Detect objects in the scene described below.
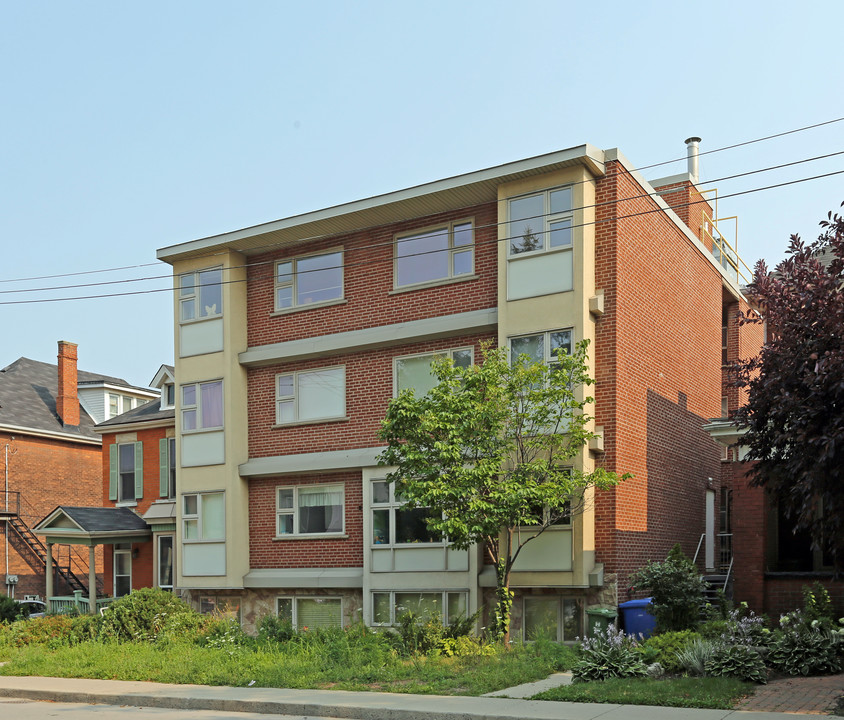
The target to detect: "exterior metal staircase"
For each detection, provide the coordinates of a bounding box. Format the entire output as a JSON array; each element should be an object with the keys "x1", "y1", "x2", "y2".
[{"x1": 1, "y1": 491, "x2": 92, "y2": 594}]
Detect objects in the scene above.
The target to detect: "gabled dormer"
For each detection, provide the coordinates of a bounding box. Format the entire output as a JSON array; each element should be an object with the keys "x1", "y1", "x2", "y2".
[{"x1": 151, "y1": 365, "x2": 176, "y2": 410}]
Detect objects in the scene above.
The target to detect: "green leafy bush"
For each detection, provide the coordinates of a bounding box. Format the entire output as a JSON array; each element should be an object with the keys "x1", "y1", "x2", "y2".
[
  {"x1": 395, "y1": 610, "x2": 445, "y2": 655},
  {"x1": 704, "y1": 644, "x2": 767, "y2": 684},
  {"x1": 257, "y1": 613, "x2": 295, "y2": 644},
  {"x1": 639, "y1": 630, "x2": 700, "y2": 673},
  {"x1": 630, "y1": 545, "x2": 707, "y2": 632},
  {"x1": 676, "y1": 638, "x2": 717, "y2": 676},
  {"x1": 200, "y1": 617, "x2": 247, "y2": 655},
  {"x1": 572, "y1": 624, "x2": 648, "y2": 682},
  {"x1": 5, "y1": 615, "x2": 77, "y2": 647},
  {"x1": 801, "y1": 582, "x2": 835, "y2": 627},
  {"x1": 437, "y1": 635, "x2": 495, "y2": 657},
  {"x1": 0, "y1": 594, "x2": 27, "y2": 623},
  {"x1": 98, "y1": 588, "x2": 197, "y2": 642},
  {"x1": 767, "y1": 621, "x2": 842, "y2": 676}
]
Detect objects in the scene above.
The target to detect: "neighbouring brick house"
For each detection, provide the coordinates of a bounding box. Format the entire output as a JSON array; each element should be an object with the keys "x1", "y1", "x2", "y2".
[
  {"x1": 157, "y1": 139, "x2": 755, "y2": 637},
  {"x1": 0, "y1": 341, "x2": 157, "y2": 601}
]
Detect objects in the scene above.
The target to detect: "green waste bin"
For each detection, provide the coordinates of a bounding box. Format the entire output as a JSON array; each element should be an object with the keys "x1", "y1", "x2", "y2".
[{"x1": 586, "y1": 606, "x2": 617, "y2": 637}]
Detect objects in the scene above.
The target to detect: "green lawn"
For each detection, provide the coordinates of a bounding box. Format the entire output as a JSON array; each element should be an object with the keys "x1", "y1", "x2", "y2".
[{"x1": 532, "y1": 676, "x2": 753, "y2": 709}]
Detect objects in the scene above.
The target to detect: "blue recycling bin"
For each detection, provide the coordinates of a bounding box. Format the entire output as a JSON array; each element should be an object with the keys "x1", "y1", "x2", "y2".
[{"x1": 618, "y1": 597, "x2": 657, "y2": 638}]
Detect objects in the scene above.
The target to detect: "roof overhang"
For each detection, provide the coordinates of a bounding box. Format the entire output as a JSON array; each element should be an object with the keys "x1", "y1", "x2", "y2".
[
  {"x1": 157, "y1": 144, "x2": 606, "y2": 263},
  {"x1": 33, "y1": 507, "x2": 151, "y2": 546},
  {"x1": 703, "y1": 419, "x2": 748, "y2": 446},
  {"x1": 92, "y1": 418, "x2": 175, "y2": 435},
  {"x1": 0, "y1": 422, "x2": 100, "y2": 446}
]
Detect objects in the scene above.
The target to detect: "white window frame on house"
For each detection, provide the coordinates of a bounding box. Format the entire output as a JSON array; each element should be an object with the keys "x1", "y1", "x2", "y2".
[
  {"x1": 394, "y1": 219, "x2": 474, "y2": 289},
  {"x1": 276, "y1": 483, "x2": 345, "y2": 537},
  {"x1": 109, "y1": 441, "x2": 143, "y2": 505},
  {"x1": 370, "y1": 590, "x2": 468, "y2": 627},
  {"x1": 509, "y1": 329, "x2": 573, "y2": 366},
  {"x1": 182, "y1": 492, "x2": 225, "y2": 543},
  {"x1": 277, "y1": 596, "x2": 343, "y2": 629},
  {"x1": 108, "y1": 393, "x2": 138, "y2": 419},
  {"x1": 370, "y1": 479, "x2": 443, "y2": 546},
  {"x1": 275, "y1": 366, "x2": 346, "y2": 425},
  {"x1": 113, "y1": 545, "x2": 132, "y2": 598},
  {"x1": 274, "y1": 248, "x2": 344, "y2": 312},
  {"x1": 392, "y1": 347, "x2": 473, "y2": 397},
  {"x1": 522, "y1": 596, "x2": 582, "y2": 642},
  {"x1": 507, "y1": 185, "x2": 573, "y2": 257},
  {"x1": 179, "y1": 266, "x2": 223, "y2": 323},
  {"x1": 181, "y1": 380, "x2": 224, "y2": 433},
  {"x1": 157, "y1": 534, "x2": 174, "y2": 591}
]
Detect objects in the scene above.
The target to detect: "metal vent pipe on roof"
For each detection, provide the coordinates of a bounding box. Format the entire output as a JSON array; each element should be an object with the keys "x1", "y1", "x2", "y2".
[{"x1": 685, "y1": 136, "x2": 701, "y2": 184}]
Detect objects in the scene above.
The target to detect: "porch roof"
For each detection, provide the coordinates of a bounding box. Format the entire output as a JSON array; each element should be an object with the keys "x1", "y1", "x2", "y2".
[{"x1": 33, "y1": 506, "x2": 151, "y2": 546}]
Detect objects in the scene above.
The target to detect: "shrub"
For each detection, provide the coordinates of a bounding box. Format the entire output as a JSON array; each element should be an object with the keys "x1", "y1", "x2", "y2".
[
  {"x1": 98, "y1": 588, "x2": 197, "y2": 642},
  {"x1": 639, "y1": 630, "x2": 700, "y2": 673},
  {"x1": 437, "y1": 635, "x2": 496, "y2": 658},
  {"x1": 630, "y1": 544, "x2": 707, "y2": 632},
  {"x1": 395, "y1": 610, "x2": 445, "y2": 655},
  {"x1": 200, "y1": 617, "x2": 248, "y2": 655},
  {"x1": 257, "y1": 613, "x2": 295, "y2": 644},
  {"x1": 676, "y1": 638, "x2": 718, "y2": 676},
  {"x1": 720, "y1": 608, "x2": 768, "y2": 647},
  {"x1": 767, "y1": 620, "x2": 842, "y2": 676},
  {"x1": 0, "y1": 594, "x2": 28, "y2": 623},
  {"x1": 802, "y1": 582, "x2": 835, "y2": 627},
  {"x1": 6, "y1": 615, "x2": 76, "y2": 647},
  {"x1": 572, "y1": 624, "x2": 648, "y2": 683},
  {"x1": 705, "y1": 644, "x2": 767, "y2": 684}
]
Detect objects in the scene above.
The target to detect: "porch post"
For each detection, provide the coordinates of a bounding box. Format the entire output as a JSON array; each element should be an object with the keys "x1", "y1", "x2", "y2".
[
  {"x1": 45, "y1": 542, "x2": 54, "y2": 601},
  {"x1": 88, "y1": 545, "x2": 97, "y2": 614}
]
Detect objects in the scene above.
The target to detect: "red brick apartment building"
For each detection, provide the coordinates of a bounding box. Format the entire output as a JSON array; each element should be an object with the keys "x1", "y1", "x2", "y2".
[
  {"x1": 157, "y1": 140, "x2": 760, "y2": 637},
  {"x1": 0, "y1": 342, "x2": 156, "y2": 601}
]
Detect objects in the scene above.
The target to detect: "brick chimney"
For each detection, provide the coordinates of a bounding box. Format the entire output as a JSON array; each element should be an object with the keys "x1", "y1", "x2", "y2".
[{"x1": 56, "y1": 341, "x2": 80, "y2": 426}]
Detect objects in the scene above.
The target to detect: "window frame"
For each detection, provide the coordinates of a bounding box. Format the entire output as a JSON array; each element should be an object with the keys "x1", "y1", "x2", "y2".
[
  {"x1": 508, "y1": 329, "x2": 574, "y2": 366},
  {"x1": 181, "y1": 380, "x2": 224, "y2": 433},
  {"x1": 507, "y1": 185, "x2": 574, "y2": 258},
  {"x1": 113, "y1": 546, "x2": 132, "y2": 598},
  {"x1": 273, "y1": 248, "x2": 344, "y2": 313},
  {"x1": 182, "y1": 491, "x2": 225, "y2": 543},
  {"x1": 392, "y1": 346, "x2": 474, "y2": 398},
  {"x1": 522, "y1": 596, "x2": 582, "y2": 642},
  {"x1": 276, "y1": 483, "x2": 346, "y2": 538},
  {"x1": 275, "y1": 365, "x2": 346, "y2": 426},
  {"x1": 157, "y1": 534, "x2": 174, "y2": 591},
  {"x1": 370, "y1": 479, "x2": 444, "y2": 547},
  {"x1": 199, "y1": 596, "x2": 242, "y2": 624},
  {"x1": 109, "y1": 441, "x2": 142, "y2": 505},
  {"x1": 276, "y1": 596, "x2": 343, "y2": 630},
  {"x1": 370, "y1": 590, "x2": 468, "y2": 627},
  {"x1": 393, "y1": 218, "x2": 475, "y2": 289},
  {"x1": 179, "y1": 266, "x2": 223, "y2": 324}
]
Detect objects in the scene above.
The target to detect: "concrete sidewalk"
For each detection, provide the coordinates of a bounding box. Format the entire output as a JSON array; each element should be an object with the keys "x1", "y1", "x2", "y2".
[{"x1": 0, "y1": 675, "x2": 822, "y2": 720}]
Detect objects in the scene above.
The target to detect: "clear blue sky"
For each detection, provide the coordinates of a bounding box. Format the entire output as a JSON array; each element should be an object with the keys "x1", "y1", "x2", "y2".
[{"x1": 1, "y1": 0, "x2": 841, "y2": 387}]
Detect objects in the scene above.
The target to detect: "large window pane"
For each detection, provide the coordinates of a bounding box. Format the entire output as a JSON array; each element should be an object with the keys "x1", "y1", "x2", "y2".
[
  {"x1": 395, "y1": 592, "x2": 440, "y2": 619},
  {"x1": 372, "y1": 509, "x2": 389, "y2": 544},
  {"x1": 198, "y1": 268, "x2": 222, "y2": 317},
  {"x1": 201, "y1": 493, "x2": 225, "y2": 539},
  {"x1": 447, "y1": 593, "x2": 467, "y2": 623},
  {"x1": 373, "y1": 593, "x2": 391, "y2": 624},
  {"x1": 550, "y1": 331, "x2": 572, "y2": 359},
  {"x1": 200, "y1": 381, "x2": 223, "y2": 428},
  {"x1": 298, "y1": 486, "x2": 343, "y2": 533},
  {"x1": 524, "y1": 597, "x2": 558, "y2": 640},
  {"x1": 395, "y1": 507, "x2": 440, "y2": 543},
  {"x1": 396, "y1": 354, "x2": 436, "y2": 395},
  {"x1": 550, "y1": 187, "x2": 572, "y2": 214},
  {"x1": 396, "y1": 229, "x2": 449, "y2": 286},
  {"x1": 509, "y1": 194, "x2": 545, "y2": 254},
  {"x1": 158, "y1": 536, "x2": 173, "y2": 588},
  {"x1": 511, "y1": 334, "x2": 543, "y2": 364},
  {"x1": 562, "y1": 599, "x2": 581, "y2": 641},
  {"x1": 297, "y1": 598, "x2": 342, "y2": 628},
  {"x1": 298, "y1": 368, "x2": 344, "y2": 421},
  {"x1": 296, "y1": 253, "x2": 342, "y2": 305},
  {"x1": 277, "y1": 598, "x2": 293, "y2": 624}
]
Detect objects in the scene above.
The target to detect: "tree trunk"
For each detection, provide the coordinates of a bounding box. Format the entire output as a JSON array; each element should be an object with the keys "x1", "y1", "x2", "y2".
[{"x1": 492, "y1": 557, "x2": 514, "y2": 645}]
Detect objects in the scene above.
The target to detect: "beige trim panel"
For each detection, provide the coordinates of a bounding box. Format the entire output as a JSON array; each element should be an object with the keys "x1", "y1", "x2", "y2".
[
  {"x1": 243, "y1": 568, "x2": 364, "y2": 588},
  {"x1": 240, "y1": 447, "x2": 384, "y2": 477}
]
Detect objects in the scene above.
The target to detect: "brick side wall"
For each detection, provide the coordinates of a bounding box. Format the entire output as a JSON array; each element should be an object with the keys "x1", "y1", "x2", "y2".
[
  {"x1": 594, "y1": 161, "x2": 723, "y2": 590},
  {"x1": 249, "y1": 472, "x2": 363, "y2": 568},
  {"x1": 247, "y1": 333, "x2": 494, "y2": 458},
  {"x1": 246, "y1": 203, "x2": 498, "y2": 348},
  {"x1": 0, "y1": 431, "x2": 102, "y2": 598},
  {"x1": 651, "y1": 181, "x2": 713, "y2": 248}
]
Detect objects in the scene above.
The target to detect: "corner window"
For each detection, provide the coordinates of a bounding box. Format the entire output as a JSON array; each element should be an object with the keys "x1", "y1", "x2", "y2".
[
  {"x1": 508, "y1": 186, "x2": 572, "y2": 256},
  {"x1": 277, "y1": 483, "x2": 344, "y2": 536},
  {"x1": 523, "y1": 597, "x2": 581, "y2": 641},
  {"x1": 395, "y1": 220, "x2": 473, "y2": 288},
  {"x1": 276, "y1": 367, "x2": 345, "y2": 424},
  {"x1": 371, "y1": 480, "x2": 441, "y2": 545},
  {"x1": 275, "y1": 250, "x2": 343, "y2": 311},
  {"x1": 181, "y1": 380, "x2": 223, "y2": 432},
  {"x1": 510, "y1": 329, "x2": 573, "y2": 366},
  {"x1": 394, "y1": 347, "x2": 473, "y2": 396},
  {"x1": 183, "y1": 492, "x2": 225, "y2": 542},
  {"x1": 180, "y1": 267, "x2": 223, "y2": 322},
  {"x1": 371, "y1": 591, "x2": 467, "y2": 626},
  {"x1": 277, "y1": 596, "x2": 342, "y2": 629},
  {"x1": 109, "y1": 442, "x2": 142, "y2": 503}
]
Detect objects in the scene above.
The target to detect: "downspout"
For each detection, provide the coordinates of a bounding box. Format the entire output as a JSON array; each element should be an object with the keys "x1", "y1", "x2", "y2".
[{"x1": 4, "y1": 443, "x2": 9, "y2": 596}]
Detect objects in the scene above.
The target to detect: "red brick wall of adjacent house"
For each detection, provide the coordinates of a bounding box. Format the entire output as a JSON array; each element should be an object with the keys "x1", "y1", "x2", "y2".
[
  {"x1": 594, "y1": 161, "x2": 723, "y2": 591},
  {"x1": 248, "y1": 472, "x2": 363, "y2": 568},
  {"x1": 0, "y1": 431, "x2": 102, "y2": 599},
  {"x1": 247, "y1": 333, "x2": 494, "y2": 458},
  {"x1": 101, "y1": 426, "x2": 173, "y2": 594},
  {"x1": 245, "y1": 203, "x2": 498, "y2": 348}
]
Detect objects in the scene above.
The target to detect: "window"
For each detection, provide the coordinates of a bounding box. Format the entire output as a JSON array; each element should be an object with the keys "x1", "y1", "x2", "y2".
[
  {"x1": 159, "y1": 437, "x2": 176, "y2": 498},
  {"x1": 113, "y1": 545, "x2": 132, "y2": 597},
  {"x1": 508, "y1": 186, "x2": 572, "y2": 256},
  {"x1": 523, "y1": 597, "x2": 581, "y2": 641},
  {"x1": 275, "y1": 250, "x2": 343, "y2": 311},
  {"x1": 277, "y1": 596, "x2": 342, "y2": 629},
  {"x1": 107, "y1": 393, "x2": 138, "y2": 419},
  {"x1": 371, "y1": 480, "x2": 441, "y2": 545},
  {"x1": 157, "y1": 535, "x2": 174, "y2": 591},
  {"x1": 277, "y1": 484, "x2": 344, "y2": 536},
  {"x1": 394, "y1": 347, "x2": 473, "y2": 396},
  {"x1": 371, "y1": 591, "x2": 467, "y2": 626},
  {"x1": 181, "y1": 380, "x2": 223, "y2": 431},
  {"x1": 510, "y1": 330, "x2": 573, "y2": 366},
  {"x1": 276, "y1": 367, "x2": 345, "y2": 424},
  {"x1": 395, "y1": 220, "x2": 473, "y2": 287},
  {"x1": 180, "y1": 267, "x2": 223, "y2": 322},
  {"x1": 183, "y1": 492, "x2": 225, "y2": 542},
  {"x1": 162, "y1": 383, "x2": 176, "y2": 409},
  {"x1": 199, "y1": 596, "x2": 242, "y2": 623},
  {"x1": 108, "y1": 442, "x2": 142, "y2": 503}
]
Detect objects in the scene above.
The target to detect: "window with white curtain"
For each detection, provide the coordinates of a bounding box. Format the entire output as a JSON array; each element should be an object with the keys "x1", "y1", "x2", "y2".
[
  {"x1": 276, "y1": 366, "x2": 345, "y2": 424},
  {"x1": 181, "y1": 380, "x2": 224, "y2": 432},
  {"x1": 277, "y1": 484, "x2": 345, "y2": 536}
]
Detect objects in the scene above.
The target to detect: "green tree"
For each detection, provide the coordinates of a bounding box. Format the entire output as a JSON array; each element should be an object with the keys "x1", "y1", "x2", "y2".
[{"x1": 378, "y1": 340, "x2": 628, "y2": 643}]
